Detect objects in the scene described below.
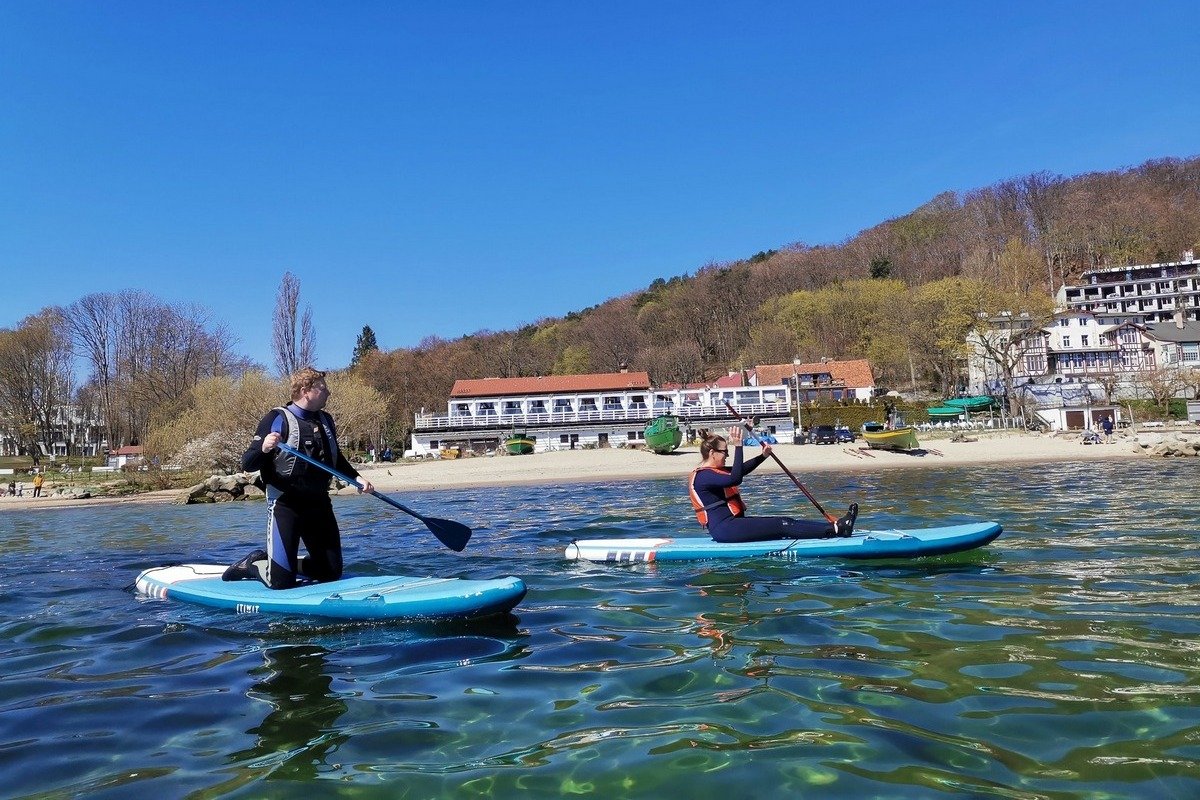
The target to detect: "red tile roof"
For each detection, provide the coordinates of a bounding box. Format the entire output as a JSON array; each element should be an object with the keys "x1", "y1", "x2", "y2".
[
  {"x1": 713, "y1": 372, "x2": 746, "y2": 387},
  {"x1": 754, "y1": 359, "x2": 875, "y2": 389},
  {"x1": 450, "y1": 371, "x2": 653, "y2": 398}
]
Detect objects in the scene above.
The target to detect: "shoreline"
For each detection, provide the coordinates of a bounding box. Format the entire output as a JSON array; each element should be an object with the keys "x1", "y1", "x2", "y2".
[{"x1": 0, "y1": 430, "x2": 1149, "y2": 512}]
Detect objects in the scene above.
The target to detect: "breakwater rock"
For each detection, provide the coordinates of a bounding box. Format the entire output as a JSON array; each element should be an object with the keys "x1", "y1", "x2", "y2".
[
  {"x1": 177, "y1": 473, "x2": 265, "y2": 504},
  {"x1": 1133, "y1": 432, "x2": 1200, "y2": 458}
]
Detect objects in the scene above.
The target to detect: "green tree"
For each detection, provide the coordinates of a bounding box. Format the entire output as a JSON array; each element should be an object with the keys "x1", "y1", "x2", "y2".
[{"x1": 351, "y1": 325, "x2": 379, "y2": 367}]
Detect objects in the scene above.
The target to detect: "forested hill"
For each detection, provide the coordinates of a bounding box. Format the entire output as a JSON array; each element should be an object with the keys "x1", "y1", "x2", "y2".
[{"x1": 361, "y1": 155, "x2": 1200, "y2": 436}]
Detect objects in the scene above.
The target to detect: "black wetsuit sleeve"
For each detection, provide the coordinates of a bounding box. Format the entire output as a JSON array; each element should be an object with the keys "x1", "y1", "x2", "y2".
[
  {"x1": 739, "y1": 451, "x2": 769, "y2": 478},
  {"x1": 242, "y1": 411, "x2": 283, "y2": 473}
]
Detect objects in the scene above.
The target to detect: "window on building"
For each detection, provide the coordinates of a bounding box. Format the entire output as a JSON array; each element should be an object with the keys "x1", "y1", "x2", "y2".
[
  {"x1": 1081, "y1": 335, "x2": 1090, "y2": 347},
  {"x1": 1059, "y1": 318, "x2": 1069, "y2": 327},
  {"x1": 1120, "y1": 328, "x2": 1138, "y2": 344},
  {"x1": 1062, "y1": 336, "x2": 1071, "y2": 349},
  {"x1": 603, "y1": 396, "x2": 623, "y2": 409},
  {"x1": 1183, "y1": 344, "x2": 1200, "y2": 363},
  {"x1": 528, "y1": 400, "x2": 547, "y2": 413},
  {"x1": 1025, "y1": 355, "x2": 1045, "y2": 372}
]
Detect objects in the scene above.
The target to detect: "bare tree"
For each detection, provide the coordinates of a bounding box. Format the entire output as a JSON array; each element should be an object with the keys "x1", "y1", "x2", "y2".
[
  {"x1": 65, "y1": 293, "x2": 120, "y2": 450},
  {"x1": 272, "y1": 272, "x2": 316, "y2": 376},
  {"x1": 0, "y1": 309, "x2": 74, "y2": 464}
]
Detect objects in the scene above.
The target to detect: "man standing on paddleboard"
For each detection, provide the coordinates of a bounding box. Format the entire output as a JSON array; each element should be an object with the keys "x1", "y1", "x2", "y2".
[{"x1": 223, "y1": 366, "x2": 374, "y2": 588}]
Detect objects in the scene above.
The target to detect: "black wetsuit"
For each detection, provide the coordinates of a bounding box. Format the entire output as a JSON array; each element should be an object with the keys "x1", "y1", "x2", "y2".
[
  {"x1": 691, "y1": 446, "x2": 834, "y2": 543},
  {"x1": 241, "y1": 404, "x2": 361, "y2": 589}
]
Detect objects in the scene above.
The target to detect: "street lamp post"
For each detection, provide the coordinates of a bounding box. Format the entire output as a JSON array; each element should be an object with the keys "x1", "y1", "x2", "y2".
[{"x1": 792, "y1": 358, "x2": 804, "y2": 443}]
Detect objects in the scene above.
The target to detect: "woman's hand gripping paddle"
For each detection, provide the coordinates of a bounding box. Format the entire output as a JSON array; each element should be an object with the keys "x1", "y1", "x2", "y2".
[
  {"x1": 277, "y1": 443, "x2": 471, "y2": 551},
  {"x1": 723, "y1": 401, "x2": 838, "y2": 524}
]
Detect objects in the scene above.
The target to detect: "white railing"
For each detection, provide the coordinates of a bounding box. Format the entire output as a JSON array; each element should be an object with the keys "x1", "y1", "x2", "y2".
[{"x1": 413, "y1": 402, "x2": 792, "y2": 431}]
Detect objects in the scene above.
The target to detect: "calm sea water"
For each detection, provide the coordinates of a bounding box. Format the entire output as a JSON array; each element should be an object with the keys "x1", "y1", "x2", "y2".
[{"x1": 2, "y1": 459, "x2": 1198, "y2": 799}]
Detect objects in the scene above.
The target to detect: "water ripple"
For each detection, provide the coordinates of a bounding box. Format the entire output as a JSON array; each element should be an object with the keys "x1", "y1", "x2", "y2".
[{"x1": 1, "y1": 460, "x2": 1198, "y2": 798}]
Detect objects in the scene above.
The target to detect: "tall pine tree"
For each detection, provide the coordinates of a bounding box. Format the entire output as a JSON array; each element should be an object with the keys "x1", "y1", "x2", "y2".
[{"x1": 351, "y1": 325, "x2": 379, "y2": 367}]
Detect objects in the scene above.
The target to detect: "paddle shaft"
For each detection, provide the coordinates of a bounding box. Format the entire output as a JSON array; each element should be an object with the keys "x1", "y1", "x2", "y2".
[
  {"x1": 723, "y1": 402, "x2": 838, "y2": 523},
  {"x1": 276, "y1": 443, "x2": 472, "y2": 551}
]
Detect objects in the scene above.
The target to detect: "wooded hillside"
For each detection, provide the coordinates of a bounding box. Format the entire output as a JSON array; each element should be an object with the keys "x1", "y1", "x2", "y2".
[{"x1": 357, "y1": 156, "x2": 1200, "y2": 442}]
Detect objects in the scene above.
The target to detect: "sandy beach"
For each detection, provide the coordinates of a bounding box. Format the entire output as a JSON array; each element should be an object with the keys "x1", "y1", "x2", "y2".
[{"x1": 0, "y1": 430, "x2": 1151, "y2": 512}]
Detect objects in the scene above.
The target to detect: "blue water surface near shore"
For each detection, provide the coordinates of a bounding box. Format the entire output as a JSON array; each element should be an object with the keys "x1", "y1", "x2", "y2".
[{"x1": 2, "y1": 458, "x2": 1198, "y2": 799}]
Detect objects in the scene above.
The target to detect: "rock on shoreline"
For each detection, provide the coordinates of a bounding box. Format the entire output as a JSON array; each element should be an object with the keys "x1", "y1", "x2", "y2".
[
  {"x1": 177, "y1": 473, "x2": 265, "y2": 504},
  {"x1": 1133, "y1": 432, "x2": 1200, "y2": 458}
]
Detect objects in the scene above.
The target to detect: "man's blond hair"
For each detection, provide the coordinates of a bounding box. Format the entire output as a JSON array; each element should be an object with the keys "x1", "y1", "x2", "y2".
[{"x1": 290, "y1": 367, "x2": 327, "y2": 400}]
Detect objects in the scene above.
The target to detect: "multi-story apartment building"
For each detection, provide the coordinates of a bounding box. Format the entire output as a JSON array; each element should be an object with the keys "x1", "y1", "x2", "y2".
[{"x1": 1057, "y1": 251, "x2": 1200, "y2": 323}]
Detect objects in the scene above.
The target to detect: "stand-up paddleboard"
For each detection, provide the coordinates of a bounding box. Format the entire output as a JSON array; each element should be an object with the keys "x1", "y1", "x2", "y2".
[
  {"x1": 136, "y1": 565, "x2": 527, "y2": 621},
  {"x1": 564, "y1": 521, "x2": 1002, "y2": 563}
]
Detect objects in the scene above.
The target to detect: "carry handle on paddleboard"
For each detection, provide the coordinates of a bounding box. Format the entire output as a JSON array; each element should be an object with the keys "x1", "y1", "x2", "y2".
[
  {"x1": 723, "y1": 401, "x2": 838, "y2": 524},
  {"x1": 277, "y1": 443, "x2": 471, "y2": 552}
]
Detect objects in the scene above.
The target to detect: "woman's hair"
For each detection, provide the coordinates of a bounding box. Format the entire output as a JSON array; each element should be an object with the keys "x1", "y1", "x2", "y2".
[
  {"x1": 699, "y1": 433, "x2": 727, "y2": 460},
  {"x1": 290, "y1": 366, "x2": 327, "y2": 400}
]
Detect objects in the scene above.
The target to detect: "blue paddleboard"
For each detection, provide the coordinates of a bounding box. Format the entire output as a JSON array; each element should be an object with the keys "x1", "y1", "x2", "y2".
[
  {"x1": 564, "y1": 521, "x2": 1002, "y2": 563},
  {"x1": 135, "y1": 565, "x2": 527, "y2": 620}
]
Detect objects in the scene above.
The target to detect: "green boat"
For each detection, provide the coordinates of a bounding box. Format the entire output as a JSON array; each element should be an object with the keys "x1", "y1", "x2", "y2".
[
  {"x1": 644, "y1": 415, "x2": 683, "y2": 454},
  {"x1": 503, "y1": 433, "x2": 536, "y2": 455},
  {"x1": 927, "y1": 406, "x2": 965, "y2": 419},
  {"x1": 944, "y1": 395, "x2": 995, "y2": 411}
]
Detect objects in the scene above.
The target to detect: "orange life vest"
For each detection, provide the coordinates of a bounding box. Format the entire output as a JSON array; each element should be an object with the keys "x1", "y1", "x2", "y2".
[{"x1": 688, "y1": 465, "x2": 745, "y2": 526}]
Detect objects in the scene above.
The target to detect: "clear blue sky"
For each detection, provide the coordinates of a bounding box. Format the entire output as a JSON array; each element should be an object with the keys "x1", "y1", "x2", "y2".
[{"x1": 3, "y1": 2, "x2": 1197, "y2": 371}]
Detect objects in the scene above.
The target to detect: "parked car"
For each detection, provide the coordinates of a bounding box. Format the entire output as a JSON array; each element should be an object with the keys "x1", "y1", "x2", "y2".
[
  {"x1": 809, "y1": 425, "x2": 838, "y2": 445},
  {"x1": 835, "y1": 425, "x2": 856, "y2": 443}
]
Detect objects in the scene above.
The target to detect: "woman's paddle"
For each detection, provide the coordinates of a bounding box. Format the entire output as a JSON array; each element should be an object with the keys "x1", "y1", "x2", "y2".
[
  {"x1": 723, "y1": 402, "x2": 838, "y2": 524},
  {"x1": 277, "y1": 443, "x2": 471, "y2": 552}
]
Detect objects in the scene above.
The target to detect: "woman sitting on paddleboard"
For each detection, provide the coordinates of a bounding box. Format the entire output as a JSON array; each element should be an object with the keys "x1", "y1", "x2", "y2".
[{"x1": 689, "y1": 427, "x2": 857, "y2": 543}]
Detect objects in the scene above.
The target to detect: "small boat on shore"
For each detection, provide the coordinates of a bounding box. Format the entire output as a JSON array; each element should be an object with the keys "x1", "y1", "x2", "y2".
[
  {"x1": 927, "y1": 406, "x2": 965, "y2": 419},
  {"x1": 644, "y1": 415, "x2": 683, "y2": 454},
  {"x1": 504, "y1": 433, "x2": 536, "y2": 455},
  {"x1": 861, "y1": 421, "x2": 920, "y2": 451},
  {"x1": 944, "y1": 395, "x2": 995, "y2": 411}
]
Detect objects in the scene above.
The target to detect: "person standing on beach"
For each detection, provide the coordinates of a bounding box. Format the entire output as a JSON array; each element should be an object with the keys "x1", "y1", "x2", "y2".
[
  {"x1": 32, "y1": 471, "x2": 44, "y2": 497},
  {"x1": 223, "y1": 367, "x2": 374, "y2": 589},
  {"x1": 1102, "y1": 415, "x2": 1115, "y2": 442},
  {"x1": 688, "y1": 426, "x2": 857, "y2": 543}
]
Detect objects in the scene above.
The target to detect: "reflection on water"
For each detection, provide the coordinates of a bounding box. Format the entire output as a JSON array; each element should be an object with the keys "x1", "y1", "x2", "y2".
[
  {"x1": 0, "y1": 459, "x2": 1198, "y2": 798},
  {"x1": 230, "y1": 645, "x2": 348, "y2": 781}
]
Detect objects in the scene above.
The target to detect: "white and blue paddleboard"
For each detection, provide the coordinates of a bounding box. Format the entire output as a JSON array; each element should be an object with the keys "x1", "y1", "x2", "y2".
[
  {"x1": 564, "y1": 521, "x2": 1002, "y2": 563},
  {"x1": 135, "y1": 565, "x2": 527, "y2": 621}
]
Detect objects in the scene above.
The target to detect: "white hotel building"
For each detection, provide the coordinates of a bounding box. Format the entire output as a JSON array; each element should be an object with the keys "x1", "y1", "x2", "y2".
[{"x1": 408, "y1": 361, "x2": 878, "y2": 456}]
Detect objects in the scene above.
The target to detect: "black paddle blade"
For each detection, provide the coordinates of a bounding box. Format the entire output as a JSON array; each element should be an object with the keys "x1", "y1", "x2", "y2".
[{"x1": 426, "y1": 517, "x2": 472, "y2": 552}]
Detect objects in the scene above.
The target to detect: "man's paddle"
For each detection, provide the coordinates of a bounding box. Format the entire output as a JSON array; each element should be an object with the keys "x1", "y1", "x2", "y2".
[
  {"x1": 723, "y1": 401, "x2": 838, "y2": 524},
  {"x1": 277, "y1": 443, "x2": 471, "y2": 552}
]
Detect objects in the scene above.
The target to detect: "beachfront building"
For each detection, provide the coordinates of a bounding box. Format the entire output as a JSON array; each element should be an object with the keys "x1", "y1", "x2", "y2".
[
  {"x1": 965, "y1": 308, "x2": 1200, "y2": 430},
  {"x1": 1056, "y1": 251, "x2": 1200, "y2": 324},
  {"x1": 409, "y1": 370, "x2": 797, "y2": 456},
  {"x1": 751, "y1": 359, "x2": 876, "y2": 404}
]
